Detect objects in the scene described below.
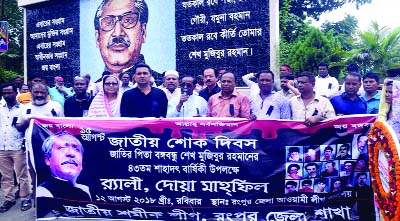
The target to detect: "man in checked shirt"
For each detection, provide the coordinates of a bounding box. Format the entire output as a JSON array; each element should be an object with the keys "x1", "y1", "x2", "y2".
[{"x1": 289, "y1": 71, "x2": 336, "y2": 126}]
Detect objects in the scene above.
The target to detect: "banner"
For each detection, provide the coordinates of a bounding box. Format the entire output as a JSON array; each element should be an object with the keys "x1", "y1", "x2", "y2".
[
  {"x1": 30, "y1": 116, "x2": 376, "y2": 220},
  {"x1": 0, "y1": 21, "x2": 8, "y2": 53}
]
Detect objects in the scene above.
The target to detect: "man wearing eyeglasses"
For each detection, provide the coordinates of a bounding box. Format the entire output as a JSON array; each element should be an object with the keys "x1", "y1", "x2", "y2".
[
  {"x1": 166, "y1": 76, "x2": 208, "y2": 118},
  {"x1": 94, "y1": 0, "x2": 148, "y2": 76}
]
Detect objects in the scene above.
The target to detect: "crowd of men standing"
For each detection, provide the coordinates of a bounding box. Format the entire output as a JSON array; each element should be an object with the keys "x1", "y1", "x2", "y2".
[{"x1": 0, "y1": 61, "x2": 387, "y2": 213}]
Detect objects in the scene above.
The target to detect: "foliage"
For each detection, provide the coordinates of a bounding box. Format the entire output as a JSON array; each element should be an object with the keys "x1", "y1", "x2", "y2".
[
  {"x1": 0, "y1": 68, "x2": 22, "y2": 85},
  {"x1": 0, "y1": 0, "x2": 24, "y2": 73},
  {"x1": 321, "y1": 15, "x2": 358, "y2": 51},
  {"x1": 281, "y1": 0, "x2": 372, "y2": 20},
  {"x1": 279, "y1": 0, "x2": 309, "y2": 43},
  {"x1": 284, "y1": 26, "x2": 346, "y2": 78},
  {"x1": 350, "y1": 22, "x2": 400, "y2": 75}
]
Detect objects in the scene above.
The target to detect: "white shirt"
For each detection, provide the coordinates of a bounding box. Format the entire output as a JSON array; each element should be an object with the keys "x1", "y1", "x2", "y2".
[
  {"x1": 242, "y1": 73, "x2": 260, "y2": 98},
  {"x1": 17, "y1": 100, "x2": 64, "y2": 125},
  {"x1": 0, "y1": 102, "x2": 24, "y2": 150},
  {"x1": 167, "y1": 94, "x2": 208, "y2": 118},
  {"x1": 314, "y1": 75, "x2": 339, "y2": 98},
  {"x1": 162, "y1": 88, "x2": 181, "y2": 101},
  {"x1": 250, "y1": 92, "x2": 291, "y2": 119}
]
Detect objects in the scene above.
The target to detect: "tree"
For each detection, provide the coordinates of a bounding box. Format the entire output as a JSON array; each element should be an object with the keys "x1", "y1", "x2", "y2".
[
  {"x1": 0, "y1": 0, "x2": 24, "y2": 74},
  {"x1": 281, "y1": 0, "x2": 371, "y2": 20},
  {"x1": 321, "y1": 15, "x2": 358, "y2": 51},
  {"x1": 351, "y1": 21, "x2": 400, "y2": 75},
  {"x1": 284, "y1": 26, "x2": 345, "y2": 78}
]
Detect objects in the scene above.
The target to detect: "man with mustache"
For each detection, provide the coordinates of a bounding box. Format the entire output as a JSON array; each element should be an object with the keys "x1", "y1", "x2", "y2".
[
  {"x1": 289, "y1": 72, "x2": 335, "y2": 126},
  {"x1": 199, "y1": 68, "x2": 221, "y2": 101},
  {"x1": 16, "y1": 82, "x2": 64, "y2": 205},
  {"x1": 36, "y1": 132, "x2": 90, "y2": 200},
  {"x1": 277, "y1": 73, "x2": 300, "y2": 100},
  {"x1": 314, "y1": 62, "x2": 339, "y2": 98},
  {"x1": 94, "y1": 0, "x2": 150, "y2": 77},
  {"x1": 330, "y1": 72, "x2": 367, "y2": 115},
  {"x1": 64, "y1": 76, "x2": 94, "y2": 117},
  {"x1": 16, "y1": 83, "x2": 64, "y2": 132},
  {"x1": 207, "y1": 72, "x2": 250, "y2": 118},
  {"x1": 161, "y1": 70, "x2": 181, "y2": 101}
]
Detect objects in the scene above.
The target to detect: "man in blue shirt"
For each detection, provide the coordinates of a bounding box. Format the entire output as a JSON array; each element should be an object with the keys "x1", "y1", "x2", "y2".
[
  {"x1": 330, "y1": 72, "x2": 366, "y2": 115},
  {"x1": 360, "y1": 72, "x2": 380, "y2": 114}
]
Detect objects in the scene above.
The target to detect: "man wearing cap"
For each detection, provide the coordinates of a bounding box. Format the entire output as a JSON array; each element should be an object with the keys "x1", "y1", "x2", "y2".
[
  {"x1": 48, "y1": 76, "x2": 73, "y2": 108},
  {"x1": 161, "y1": 70, "x2": 181, "y2": 100}
]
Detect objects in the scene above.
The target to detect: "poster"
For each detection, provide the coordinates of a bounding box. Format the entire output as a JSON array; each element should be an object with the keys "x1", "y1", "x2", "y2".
[
  {"x1": 0, "y1": 21, "x2": 9, "y2": 53},
  {"x1": 30, "y1": 116, "x2": 376, "y2": 220},
  {"x1": 25, "y1": 0, "x2": 271, "y2": 85}
]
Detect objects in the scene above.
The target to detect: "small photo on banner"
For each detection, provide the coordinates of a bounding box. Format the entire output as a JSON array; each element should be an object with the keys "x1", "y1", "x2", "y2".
[{"x1": 0, "y1": 21, "x2": 8, "y2": 53}]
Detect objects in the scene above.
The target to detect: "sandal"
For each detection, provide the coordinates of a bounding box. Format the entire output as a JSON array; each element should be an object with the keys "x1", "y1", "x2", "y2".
[{"x1": 21, "y1": 199, "x2": 32, "y2": 211}]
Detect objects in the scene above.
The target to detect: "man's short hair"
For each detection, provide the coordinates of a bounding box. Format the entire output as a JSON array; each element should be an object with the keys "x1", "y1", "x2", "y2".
[
  {"x1": 340, "y1": 143, "x2": 350, "y2": 151},
  {"x1": 220, "y1": 71, "x2": 236, "y2": 82},
  {"x1": 316, "y1": 178, "x2": 327, "y2": 185},
  {"x1": 363, "y1": 72, "x2": 379, "y2": 83},
  {"x1": 356, "y1": 172, "x2": 367, "y2": 179},
  {"x1": 255, "y1": 70, "x2": 274, "y2": 81},
  {"x1": 346, "y1": 63, "x2": 359, "y2": 73},
  {"x1": 326, "y1": 161, "x2": 336, "y2": 167},
  {"x1": 344, "y1": 161, "x2": 354, "y2": 166},
  {"x1": 286, "y1": 180, "x2": 297, "y2": 187},
  {"x1": 280, "y1": 73, "x2": 295, "y2": 80},
  {"x1": 281, "y1": 64, "x2": 292, "y2": 73},
  {"x1": 29, "y1": 74, "x2": 42, "y2": 81},
  {"x1": 302, "y1": 179, "x2": 312, "y2": 186},
  {"x1": 287, "y1": 164, "x2": 300, "y2": 173},
  {"x1": 306, "y1": 162, "x2": 319, "y2": 169},
  {"x1": 203, "y1": 68, "x2": 218, "y2": 78},
  {"x1": 318, "y1": 62, "x2": 329, "y2": 69},
  {"x1": 180, "y1": 75, "x2": 197, "y2": 85},
  {"x1": 345, "y1": 72, "x2": 362, "y2": 82},
  {"x1": 94, "y1": 0, "x2": 149, "y2": 30},
  {"x1": 324, "y1": 146, "x2": 333, "y2": 152},
  {"x1": 74, "y1": 76, "x2": 89, "y2": 86},
  {"x1": 31, "y1": 82, "x2": 48, "y2": 92},
  {"x1": 297, "y1": 71, "x2": 315, "y2": 85},
  {"x1": 289, "y1": 147, "x2": 300, "y2": 153},
  {"x1": 0, "y1": 83, "x2": 17, "y2": 92},
  {"x1": 357, "y1": 134, "x2": 368, "y2": 143},
  {"x1": 133, "y1": 63, "x2": 151, "y2": 74},
  {"x1": 42, "y1": 131, "x2": 84, "y2": 158}
]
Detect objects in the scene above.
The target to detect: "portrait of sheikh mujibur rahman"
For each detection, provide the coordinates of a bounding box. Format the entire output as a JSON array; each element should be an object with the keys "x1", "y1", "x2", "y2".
[
  {"x1": 94, "y1": 0, "x2": 148, "y2": 75},
  {"x1": 37, "y1": 131, "x2": 91, "y2": 201}
]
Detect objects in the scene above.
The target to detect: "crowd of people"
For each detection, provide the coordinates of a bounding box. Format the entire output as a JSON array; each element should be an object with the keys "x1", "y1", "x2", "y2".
[{"x1": 0, "y1": 61, "x2": 397, "y2": 214}]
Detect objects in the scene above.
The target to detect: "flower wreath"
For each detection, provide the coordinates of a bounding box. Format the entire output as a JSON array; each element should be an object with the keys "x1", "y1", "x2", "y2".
[{"x1": 368, "y1": 121, "x2": 400, "y2": 221}]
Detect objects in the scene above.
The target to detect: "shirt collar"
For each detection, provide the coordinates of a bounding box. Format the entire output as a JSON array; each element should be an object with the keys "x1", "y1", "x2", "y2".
[
  {"x1": 1, "y1": 101, "x2": 20, "y2": 108},
  {"x1": 217, "y1": 89, "x2": 238, "y2": 98},
  {"x1": 341, "y1": 92, "x2": 362, "y2": 101}
]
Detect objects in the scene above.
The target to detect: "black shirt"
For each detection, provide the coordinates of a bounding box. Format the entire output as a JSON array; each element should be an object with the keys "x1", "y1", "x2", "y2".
[
  {"x1": 120, "y1": 87, "x2": 168, "y2": 118},
  {"x1": 64, "y1": 93, "x2": 94, "y2": 117},
  {"x1": 199, "y1": 84, "x2": 221, "y2": 101}
]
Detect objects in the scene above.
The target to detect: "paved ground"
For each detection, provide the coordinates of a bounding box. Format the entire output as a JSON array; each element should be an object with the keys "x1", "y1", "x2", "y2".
[{"x1": 0, "y1": 194, "x2": 36, "y2": 220}]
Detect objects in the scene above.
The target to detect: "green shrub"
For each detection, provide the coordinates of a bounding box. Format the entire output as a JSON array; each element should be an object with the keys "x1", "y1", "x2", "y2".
[{"x1": 0, "y1": 68, "x2": 23, "y2": 85}]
